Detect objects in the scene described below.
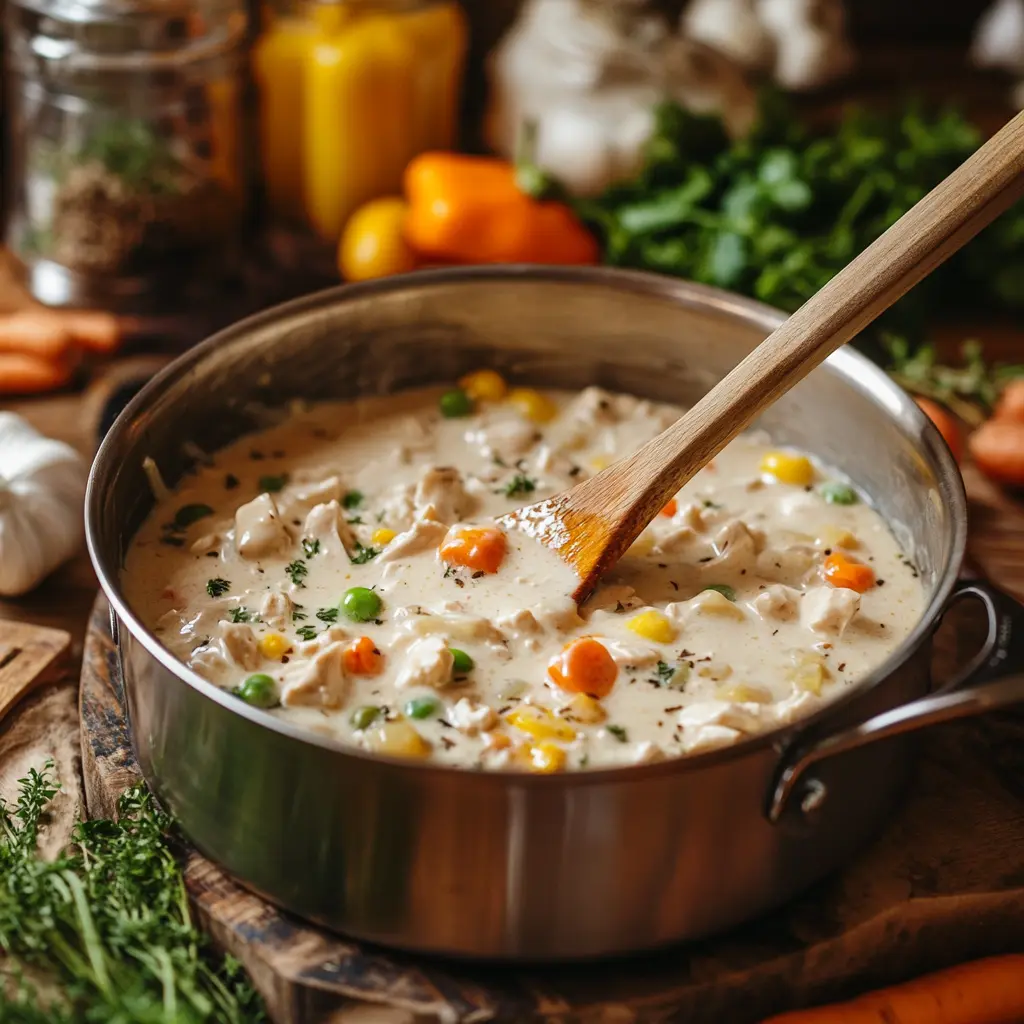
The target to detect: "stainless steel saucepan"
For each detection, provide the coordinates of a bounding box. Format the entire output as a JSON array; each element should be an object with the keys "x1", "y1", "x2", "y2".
[{"x1": 86, "y1": 267, "x2": 1024, "y2": 960}]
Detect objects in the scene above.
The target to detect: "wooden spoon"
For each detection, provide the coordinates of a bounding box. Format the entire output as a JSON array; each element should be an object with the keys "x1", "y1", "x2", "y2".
[{"x1": 500, "y1": 109, "x2": 1024, "y2": 604}]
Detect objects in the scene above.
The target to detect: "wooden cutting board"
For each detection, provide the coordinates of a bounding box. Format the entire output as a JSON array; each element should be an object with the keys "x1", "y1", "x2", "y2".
[{"x1": 80, "y1": 572, "x2": 1024, "y2": 1024}]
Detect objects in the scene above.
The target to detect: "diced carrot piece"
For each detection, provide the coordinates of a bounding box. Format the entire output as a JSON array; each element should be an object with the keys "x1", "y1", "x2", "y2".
[
  {"x1": 0, "y1": 312, "x2": 73, "y2": 359},
  {"x1": 823, "y1": 552, "x2": 875, "y2": 592},
  {"x1": 342, "y1": 636, "x2": 384, "y2": 676},
  {"x1": 439, "y1": 525, "x2": 507, "y2": 574},
  {"x1": 0, "y1": 352, "x2": 74, "y2": 394},
  {"x1": 547, "y1": 637, "x2": 618, "y2": 698},
  {"x1": 660, "y1": 498, "x2": 678, "y2": 518}
]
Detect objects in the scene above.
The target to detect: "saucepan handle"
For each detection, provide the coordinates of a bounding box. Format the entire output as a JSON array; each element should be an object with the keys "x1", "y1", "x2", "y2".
[{"x1": 766, "y1": 579, "x2": 1024, "y2": 824}]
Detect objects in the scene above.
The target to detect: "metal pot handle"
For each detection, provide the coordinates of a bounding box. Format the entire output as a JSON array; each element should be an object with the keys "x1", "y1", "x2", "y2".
[{"x1": 767, "y1": 579, "x2": 1024, "y2": 824}]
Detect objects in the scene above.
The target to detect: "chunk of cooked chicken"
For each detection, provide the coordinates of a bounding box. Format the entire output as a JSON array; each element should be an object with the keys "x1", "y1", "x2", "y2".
[
  {"x1": 450, "y1": 697, "x2": 498, "y2": 735},
  {"x1": 259, "y1": 590, "x2": 294, "y2": 630},
  {"x1": 277, "y1": 475, "x2": 343, "y2": 519},
  {"x1": 302, "y1": 500, "x2": 355, "y2": 557},
  {"x1": 707, "y1": 520, "x2": 763, "y2": 571},
  {"x1": 376, "y1": 519, "x2": 448, "y2": 564},
  {"x1": 467, "y1": 418, "x2": 539, "y2": 464},
  {"x1": 677, "y1": 700, "x2": 763, "y2": 733},
  {"x1": 596, "y1": 637, "x2": 661, "y2": 668},
  {"x1": 395, "y1": 636, "x2": 454, "y2": 689},
  {"x1": 280, "y1": 642, "x2": 350, "y2": 708},
  {"x1": 219, "y1": 621, "x2": 261, "y2": 670},
  {"x1": 188, "y1": 644, "x2": 230, "y2": 683},
  {"x1": 413, "y1": 466, "x2": 474, "y2": 524},
  {"x1": 801, "y1": 585, "x2": 861, "y2": 637},
  {"x1": 234, "y1": 493, "x2": 290, "y2": 558},
  {"x1": 753, "y1": 584, "x2": 802, "y2": 621}
]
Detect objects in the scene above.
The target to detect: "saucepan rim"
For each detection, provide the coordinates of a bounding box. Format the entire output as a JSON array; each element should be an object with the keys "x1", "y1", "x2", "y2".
[{"x1": 85, "y1": 264, "x2": 967, "y2": 787}]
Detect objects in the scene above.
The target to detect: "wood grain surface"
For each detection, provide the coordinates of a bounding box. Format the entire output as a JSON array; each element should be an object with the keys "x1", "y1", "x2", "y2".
[{"x1": 80, "y1": 581, "x2": 1024, "y2": 1024}]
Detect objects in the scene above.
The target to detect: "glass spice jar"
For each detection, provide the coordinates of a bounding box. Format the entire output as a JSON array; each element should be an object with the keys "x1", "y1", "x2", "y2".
[
  {"x1": 4, "y1": 0, "x2": 250, "y2": 316},
  {"x1": 252, "y1": 0, "x2": 466, "y2": 245}
]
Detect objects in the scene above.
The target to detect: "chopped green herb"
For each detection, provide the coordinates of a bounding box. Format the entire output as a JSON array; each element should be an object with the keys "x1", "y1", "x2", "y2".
[
  {"x1": 224, "y1": 472, "x2": 240, "y2": 489},
  {"x1": 704, "y1": 584, "x2": 736, "y2": 602},
  {"x1": 347, "y1": 515, "x2": 364, "y2": 525},
  {"x1": 259, "y1": 474, "x2": 288, "y2": 493},
  {"x1": 302, "y1": 537, "x2": 321, "y2": 558},
  {"x1": 504, "y1": 473, "x2": 537, "y2": 498},
  {"x1": 159, "y1": 535, "x2": 185, "y2": 547},
  {"x1": 350, "y1": 543, "x2": 380, "y2": 565},
  {"x1": 285, "y1": 560, "x2": 308, "y2": 587},
  {"x1": 654, "y1": 660, "x2": 675, "y2": 685},
  {"x1": 702, "y1": 499, "x2": 723, "y2": 510},
  {"x1": 296, "y1": 624, "x2": 318, "y2": 641},
  {"x1": 316, "y1": 606, "x2": 340, "y2": 624},
  {"x1": 229, "y1": 606, "x2": 251, "y2": 623},
  {"x1": 206, "y1": 577, "x2": 230, "y2": 598},
  {"x1": 819, "y1": 481, "x2": 859, "y2": 505},
  {"x1": 292, "y1": 603, "x2": 307, "y2": 621},
  {"x1": 607, "y1": 724, "x2": 628, "y2": 742},
  {"x1": 173, "y1": 503, "x2": 214, "y2": 529},
  {"x1": 342, "y1": 490, "x2": 364, "y2": 509}
]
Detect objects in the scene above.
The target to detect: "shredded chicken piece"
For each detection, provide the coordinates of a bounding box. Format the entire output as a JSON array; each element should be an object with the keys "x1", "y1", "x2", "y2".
[
  {"x1": 677, "y1": 700, "x2": 763, "y2": 733},
  {"x1": 278, "y1": 475, "x2": 343, "y2": 519},
  {"x1": 707, "y1": 520, "x2": 763, "y2": 571},
  {"x1": 753, "y1": 584, "x2": 802, "y2": 621},
  {"x1": 280, "y1": 642, "x2": 350, "y2": 708},
  {"x1": 395, "y1": 636, "x2": 454, "y2": 689},
  {"x1": 259, "y1": 590, "x2": 294, "y2": 630},
  {"x1": 682, "y1": 724, "x2": 743, "y2": 754},
  {"x1": 376, "y1": 519, "x2": 448, "y2": 564},
  {"x1": 218, "y1": 622, "x2": 261, "y2": 670},
  {"x1": 449, "y1": 697, "x2": 498, "y2": 735},
  {"x1": 801, "y1": 585, "x2": 861, "y2": 637},
  {"x1": 396, "y1": 611, "x2": 507, "y2": 649},
  {"x1": 755, "y1": 544, "x2": 817, "y2": 585},
  {"x1": 302, "y1": 500, "x2": 356, "y2": 558},
  {"x1": 597, "y1": 637, "x2": 660, "y2": 668},
  {"x1": 188, "y1": 644, "x2": 230, "y2": 682},
  {"x1": 234, "y1": 493, "x2": 290, "y2": 558},
  {"x1": 688, "y1": 589, "x2": 746, "y2": 620},
  {"x1": 467, "y1": 418, "x2": 539, "y2": 463},
  {"x1": 413, "y1": 466, "x2": 474, "y2": 524},
  {"x1": 296, "y1": 626, "x2": 349, "y2": 658}
]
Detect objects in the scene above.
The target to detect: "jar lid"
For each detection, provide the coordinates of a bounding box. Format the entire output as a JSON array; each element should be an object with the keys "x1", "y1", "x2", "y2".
[{"x1": 7, "y1": 0, "x2": 249, "y2": 59}]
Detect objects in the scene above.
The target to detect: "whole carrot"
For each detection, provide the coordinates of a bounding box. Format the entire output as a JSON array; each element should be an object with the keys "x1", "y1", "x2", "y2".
[{"x1": 762, "y1": 954, "x2": 1024, "y2": 1024}]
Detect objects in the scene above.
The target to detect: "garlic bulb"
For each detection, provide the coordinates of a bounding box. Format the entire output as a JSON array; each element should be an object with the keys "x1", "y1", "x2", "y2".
[
  {"x1": 486, "y1": 0, "x2": 755, "y2": 196},
  {"x1": 682, "y1": 0, "x2": 773, "y2": 70},
  {"x1": 0, "y1": 413, "x2": 88, "y2": 596},
  {"x1": 758, "y1": 0, "x2": 854, "y2": 91},
  {"x1": 971, "y1": 0, "x2": 1024, "y2": 72}
]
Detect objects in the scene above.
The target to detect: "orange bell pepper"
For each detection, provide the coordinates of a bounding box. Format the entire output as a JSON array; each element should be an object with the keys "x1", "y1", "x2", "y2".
[{"x1": 403, "y1": 152, "x2": 599, "y2": 266}]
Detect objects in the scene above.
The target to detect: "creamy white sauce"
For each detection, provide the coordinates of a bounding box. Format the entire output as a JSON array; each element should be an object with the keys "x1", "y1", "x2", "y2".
[{"x1": 122, "y1": 384, "x2": 924, "y2": 771}]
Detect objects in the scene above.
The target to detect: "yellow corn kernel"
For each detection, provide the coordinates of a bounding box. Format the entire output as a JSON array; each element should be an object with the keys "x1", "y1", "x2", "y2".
[
  {"x1": 526, "y1": 742, "x2": 567, "y2": 774},
  {"x1": 760, "y1": 451, "x2": 815, "y2": 486},
  {"x1": 372, "y1": 527, "x2": 397, "y2": 546},
  {"x1": 365, "y1": 721, "x2": 431, "y2": 758},
  {"x1": 507, "y1": 387, "x2": 557, "y2": 424},
  {"x1": 817, "y1": 526, "x2": 859, "y2": 551},
  {"x1": 626, "y1": 531, "x2": 655, "y2": 558},
  {"x1": 506, "y1": 705, "x2": 577, "y2": 742},
  {"x1": 716, "y1": 683, "x2": 771, "y2": 704},
  {"x1": 458, "y1": 369, "x2": 507, "y2": 402},
  {"x1": 626, "y1": 609, "x2": 677, "y2": 644},
  {"x1": 258, "y1": 633, "x2": 289, "y2": 660},
  {"x1": 562, "y1": 693, "x2": 606, "y2": 724},
  {"x1": 589, "y1": 454, "x2": 611, "y2": 472}
]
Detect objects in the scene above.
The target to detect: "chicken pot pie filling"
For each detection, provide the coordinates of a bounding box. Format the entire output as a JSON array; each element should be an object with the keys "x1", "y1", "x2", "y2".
[{"x1": 123, "y1": 375, "x2": 925, "y2": 771}]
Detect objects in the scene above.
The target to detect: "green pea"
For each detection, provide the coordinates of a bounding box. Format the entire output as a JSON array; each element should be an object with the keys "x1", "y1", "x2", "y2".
[
  {"x1": 450, "y1": 648, "x2": 474, "y2": 674},
  {"x1": 704, "y1": 584, "x2": 736, "y2": 602},
  {"x1": 404, "y1": 696, "x2": 440, "y2": 720},
  {"x1": 341, "y1": 586, "x2": 382, "y2": 622},
  {"x1": 350, "y1": 705, "x2": 381, "y2": 730},
  {"x1": 234, "y1": 673, "x2": 278, "y2": 709},
  {"x1": 439, "y1": 388, "x2": 473, "y2": 418},
  {"x1": 819, "y1": 481, "x2": 858, "y2": 505}
]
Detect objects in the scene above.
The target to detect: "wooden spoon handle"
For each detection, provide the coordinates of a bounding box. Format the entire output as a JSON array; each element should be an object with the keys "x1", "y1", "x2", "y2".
[{"x1": 626, "y1": 107, "x2": 1024, "y2": 511}]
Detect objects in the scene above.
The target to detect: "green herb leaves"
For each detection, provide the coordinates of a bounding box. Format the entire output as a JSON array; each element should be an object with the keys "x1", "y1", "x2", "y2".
[
  {"x1": 302, "y1": 537, "x2": 321, "y2": 559},
  {"x1": 0, "y1": 762, "x2": 266, "y2": 1021},
  {"x1": 285, "y1": 560, "x2": 307, "y2": 587},
  {"x1": 350, "y1": 543, "x2": 379, "y2": 565},
  {"x1": 173, "y1": 503, "x2": 214, "y2": 529},
  {"x1": 258, "y1": 474, "x2": 288, "y2": 493},
  {"x1": 504, "y1": 473, "x2": 537, "y2": 498},
  {"x1": 206, "y1": 577, "x2": 230, "y2": 598}
]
